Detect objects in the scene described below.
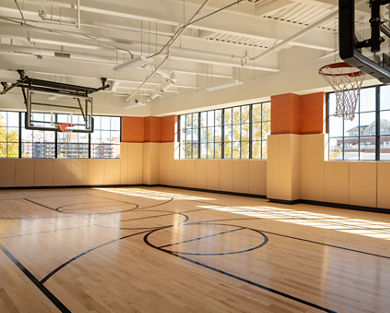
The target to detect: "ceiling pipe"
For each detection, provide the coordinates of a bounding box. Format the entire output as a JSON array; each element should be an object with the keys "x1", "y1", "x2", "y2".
[
  {"x1": 113, "y1": 55, "x2": 154, "y2": 71},
  {"x1": 126, "y1": 0, "x2": 247, "y2": 102}
]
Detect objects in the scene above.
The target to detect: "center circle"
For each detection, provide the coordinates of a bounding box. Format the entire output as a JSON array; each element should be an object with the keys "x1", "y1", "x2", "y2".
[
  {"x1": 57, "y1": 200, "x2": 138, "y2": 214},
  {"x1": 93, "y1": 209, "x2": 189, "y2": 230},
  {"x1": 144, "y1": 222, "x2": 268, "y2": 256}
]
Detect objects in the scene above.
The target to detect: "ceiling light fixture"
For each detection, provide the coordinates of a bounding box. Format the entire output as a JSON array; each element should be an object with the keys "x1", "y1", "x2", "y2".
[
  {"x1": 206, "y1": 80, "x2": 243, "y2": 92},
  {"x1": 114, "y1": 55, "x2": 153, "y2": 72}
]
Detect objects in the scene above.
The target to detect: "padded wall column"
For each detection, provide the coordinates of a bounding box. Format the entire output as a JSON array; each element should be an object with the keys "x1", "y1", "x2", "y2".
[
  {"x1": 267, "y1": 92, "x2": 325, "y2": 202},
  {"x1": 121, "y1": 115, "x2": 177, "y2": 185}
]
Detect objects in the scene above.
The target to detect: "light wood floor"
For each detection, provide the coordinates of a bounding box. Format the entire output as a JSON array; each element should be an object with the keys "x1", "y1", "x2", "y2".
[{"x1": 0, "y1": 187, "x2": 389, "y2": 313}]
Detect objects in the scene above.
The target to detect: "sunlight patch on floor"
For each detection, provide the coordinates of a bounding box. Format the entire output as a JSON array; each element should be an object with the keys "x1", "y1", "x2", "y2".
[
  {"x1": 96, "y1": 188, "x2": 215, "y2": 201},
  {"x1": 200, "y1": 205, "x2": 390, "y2": 240}
]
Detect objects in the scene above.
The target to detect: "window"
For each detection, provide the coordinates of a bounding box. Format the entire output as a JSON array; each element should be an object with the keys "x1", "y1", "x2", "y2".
[
  {"x1": 0, "y1": 111, "x2": 19, "y2": 158},
  {"x1": 178, "y1": 101, "x2": 270, "y2": 159},
  {"x1": 91, "y1": 116, "x2": 121, "y2": 159},
  {"x1": 57, "y1": 114, "x2": 89, "y2": 159},
  {"x1": 179, "y1": 113, "x2": 199, "y2": 159},
  {"x1": 0, "y1": 111, "x2": 120, "y2": 159},
  {"x1": 328, "y1": 85, "x2": 390, "y2": 161},
  {"x1": 22, "y1": 113, "x2": 55, "y2": 159}
]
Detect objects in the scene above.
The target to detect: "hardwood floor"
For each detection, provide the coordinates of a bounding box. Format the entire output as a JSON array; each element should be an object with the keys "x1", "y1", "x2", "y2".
[{"x1": 0, "y1": 187, "x2": 389, "y2": 313}]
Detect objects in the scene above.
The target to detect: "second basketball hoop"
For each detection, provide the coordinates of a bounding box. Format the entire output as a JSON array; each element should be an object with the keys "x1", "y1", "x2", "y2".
[
  {"x1": 57, "y1": 122, "x2": 76, "y2": 144},
  {"x1": 319, "y1": 62, "x2": 365, "y2": 121}
]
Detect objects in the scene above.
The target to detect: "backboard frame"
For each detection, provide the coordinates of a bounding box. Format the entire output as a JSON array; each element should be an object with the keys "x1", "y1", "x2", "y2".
[{"x1": 339, "y1": 0, "x2": 390, "y2": 83}]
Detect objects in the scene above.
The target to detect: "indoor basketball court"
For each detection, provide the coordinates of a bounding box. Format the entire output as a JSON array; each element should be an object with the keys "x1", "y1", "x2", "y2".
[{"x1": 0, "y1": 1, "x2": 389, "y2": 313}]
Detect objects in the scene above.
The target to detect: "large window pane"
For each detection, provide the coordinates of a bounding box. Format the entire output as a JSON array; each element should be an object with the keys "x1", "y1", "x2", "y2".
[
  {"x1": 262, "y1": 122, "x2": 270, "y2": 139},
  {"x1": 344, "y1": 117, "x2": 358, "y2": 137},
  {"x1": 380, "y1": 136, "x2": 390, "y2": 160},
  {"x1": 253, "y1": 123, "x2": 261, "y2": 140},
  {"x1": 360, "y1": 112, "x2": 376, "y2": 136},
  {"x1": 252, "y1": 141, "x2": 261, "y2": 159},
  {"x1": 233, "y1": 142, "x2": 240, "y2": 159},
  {"x1": 91, "y1": 116, "x2": 121, "y2": 159},
  {"x1": 241, "y1": 141, "x2": 249, "y2": 159},
  {"x1": 200, "y1": 143, "x2": 207, "y2": 159},
  {"x1": 224, "y1": 142, "x2": 232, "y2": 159},
  {"x1": 380, "y1": 111, "x2": 390, "y2": 135},
  {"x1": 262, "y1": 141, "x2": 268, "y2": 159},
  {"x1": 329, "y1": 115, "x2": 343, "y2": 137},
  {"x1": 360, "y1": 137, "x2": 375, "y2": 160},
  {"x1": 241, "y1": 124, "x2": 249, "y2": 141},
  {"x1": 344, "y1": 137, "x2": 359, "y2": 160},
  {"x1": 262, "y1": 102, "x2": 271, "y2": 121},
  {"x1": 253, "y1": 104, "x2": 261, "y2": 122},
  {"x1": 380, "y1": 85, "x2": 390, "y2": 110},
  {"x1": 0, "y1": 111, "x2": 19, "y2": 158},
  {"x1": 360, "y1": 88, "x2": 376, "y2": 112},
  {"x1": 242, "y1": 105, "x2": 250, "y2": 123},
  {"x1": 233, "y1": 107, "x2": 241, "y2": 124},
  {"x1": 329, "y1": 138, "x2": 343, "y2": 160},
  {"x1": 22, "y1": 113, "x2": 55, "y2": 159},
  {"x1": 215, "y1": 143, "x2": 222, "y2": 159}
]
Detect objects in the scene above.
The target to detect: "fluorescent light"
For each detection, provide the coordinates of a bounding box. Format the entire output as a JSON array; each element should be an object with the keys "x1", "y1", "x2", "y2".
[
  {"x1": 114, "y1": 56, "x2": 152, "y2": 72},
  {"x1": 206, "y1": 80, "x2": 243, "y2": 91},
  {"x1": 30, "y1": 38, "x2": 99, "y2": 50}
]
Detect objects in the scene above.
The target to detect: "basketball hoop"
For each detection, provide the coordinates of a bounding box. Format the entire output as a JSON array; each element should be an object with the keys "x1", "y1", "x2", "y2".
[
  {"x1": 57, "y1": 123, "x2": 75, "y2": 144},
  {"x1": 319, "y1": 62, "x2": 365, "y2": 121}
]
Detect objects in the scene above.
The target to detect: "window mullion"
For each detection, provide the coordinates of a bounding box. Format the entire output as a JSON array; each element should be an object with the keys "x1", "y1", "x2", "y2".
[
  {"x1": 19, "y1": 112, "x2": 22, "y2": 158},
  {"x1": 222, "y1": 109, "x2": 225, "y2": 159},
  {"x1": 376, "y1": 86, "x2": 380, "y2": 161},
  {"x1": 249, "y1": 104, "x2": 253, "y2": 159}
]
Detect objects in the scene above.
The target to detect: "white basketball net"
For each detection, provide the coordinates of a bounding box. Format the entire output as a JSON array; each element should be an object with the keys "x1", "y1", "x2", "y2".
[
  {"x1": 319, "y1": 63, "x2": 365, "y2": 121},
  {"x1": 65, "y1": 128, "x2": 73, "y2": 144}
]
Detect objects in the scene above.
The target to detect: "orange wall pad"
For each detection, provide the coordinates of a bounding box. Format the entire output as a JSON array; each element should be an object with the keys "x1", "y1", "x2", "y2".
[
  {"x1": 144, "y1": 117, "x2": 162, "y2": 142},
  {"x1": 122, "y1": 117, "x2": 145, "y2": 142},
  {"x1": 271, "y1": 92, "x2": 325, "y2": 135},
  {"x1": 122, "y1": 115, "x2": 177, "y2": 143},
  {"x1": 160, "y1": 115, "x2": 178, "y2": 142}
]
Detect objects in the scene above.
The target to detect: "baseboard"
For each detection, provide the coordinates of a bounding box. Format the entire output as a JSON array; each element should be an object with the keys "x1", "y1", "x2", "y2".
[
  {"x1": 1, "y1": 184, "x2": 388, "y2": 214},
  {"x1": 0, "y1": 184, "x2": 144, "y2": 190},
  {"x1": 300, "y1": 199, "x2": 390, "y2": 214},
  {"x1": 157, "y1": 184, "x2": 267, "y2": 199},
  {"x1": 268, "y1": 198, "x2": 301, "y2": 205}
]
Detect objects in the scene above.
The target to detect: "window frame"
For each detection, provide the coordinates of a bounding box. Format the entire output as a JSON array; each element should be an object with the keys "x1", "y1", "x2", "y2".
[
  {"x1": 178, "y1": 101, "x2": 270, "y2": 160},
  {"x1": 0, "y1": 111, "x2": 121, "y2": 159},
  {"x1": 327, "y1": 84, "x2": 389, "y2": 161}
]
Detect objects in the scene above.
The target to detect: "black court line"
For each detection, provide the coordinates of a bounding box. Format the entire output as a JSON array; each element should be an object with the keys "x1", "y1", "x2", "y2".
[
  {"x1": 40, "y1": 229, "x2": 150, "y2": 284},
  {"x1": 40, "y1": 198, "x2": 175, "y2": 283},
  {"x1": 93, "y1": 211, "x2": 189, "y2": 231},
  {"x1": 173, "y1": 253, "x2": 337, "y2": 313},
  {"x1": 148, "y1": 222, "x2": 268, "y2": 256},
  {"x1": 144, "y1": 232, "x2": 336, "y2": 313},
  {"x1": 1, "y1": 246, "x2": 72, "y2": 313},
  {"x1": 0, "y1": 224, "x2": 92, "y2": 240},
  {"x1": 159, "y1": 227, "x2": 245, "y2": 248},
  {"x1": 120, "y1": 212, "x2": 188, "y2": 223},
  {"x1": 24, "y1": 198, "x2": 58, "y2": 212},
  {"x1": 200, "y1": 218, "x2": 390, "y2": 260}
]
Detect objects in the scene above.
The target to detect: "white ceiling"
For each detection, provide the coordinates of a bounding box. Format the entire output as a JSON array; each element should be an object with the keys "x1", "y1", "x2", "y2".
[{"x1": 0, "y1": 0, "x2": 373, "y2": 115}]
